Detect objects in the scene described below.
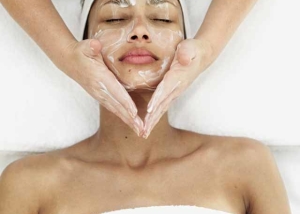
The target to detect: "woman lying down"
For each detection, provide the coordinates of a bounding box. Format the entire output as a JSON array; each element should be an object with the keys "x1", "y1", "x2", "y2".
[{"x1": 0, "y1": 0, "x2": 291, "y2": 213}]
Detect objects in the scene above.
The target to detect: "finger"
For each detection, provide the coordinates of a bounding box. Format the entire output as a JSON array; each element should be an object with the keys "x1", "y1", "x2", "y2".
[
  {"x1": 176, "y1": 41, "x2": 197, "y2": 66},
  {"x1": 98, "y1": 80, "x2": 140, "y2": 125},
  {"x1": 100, "y1": 97, "x2": 143, "y2": 136},
  {"x1": 82, "y1": 39, "x2": 102, "y2": 57},
  {"x1": 83, "y1": 39, "x2": 138, "y2": 118},
  {"x1": 101, "y1": 73, "x2": 138, "y2": 119},
  {"x1": 112, "y1": 108, "x2": 141, "y2": 136},
  {"x1": 147, "y1": 80, "x2": 166, "y2": 113},
  {"x1": 147, "y1": 79, "x2": 181, "y2": 114},
  {"x1": 143, "y1": 105, "x2": 166, "y2": 139},
  {"x1": 89, "y1": 39, "x2": 102, "y2": 56},
  {"x1": 146, "y1": 43, "x2": 191, "y2": 114},
  {"x1": 143, "y1": 86, "x2": 180, "y2": 138},
  {"x1": 85, "y1": 58, "x2": 138, "y2": 122},
  {"x1": 114, "y1": 111, "x2": 142, "y2": 137},
  {"x1": 97, "y1": 78, "x2": 144, "y2": 134}
]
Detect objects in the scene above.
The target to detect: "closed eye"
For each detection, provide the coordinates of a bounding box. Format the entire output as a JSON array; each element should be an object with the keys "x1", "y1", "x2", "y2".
[
  {"x1": 153, "y1": 19, "x2": 172, "y2": 23},
  {"x1": 106, "y1": 19, "x2": 125, "y2": 23}
]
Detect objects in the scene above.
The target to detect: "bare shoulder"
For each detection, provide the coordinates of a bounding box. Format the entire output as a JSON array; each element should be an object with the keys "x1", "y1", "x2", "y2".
[
  {"x1": 180, "y1": 132, "x2": 273, "y2": 180},
  {"x1": 187, "y1": 133, "x2": 271, "y2": 166},
  {"x1": 0, "y1": 150, "x2": 75, "y2": 213},
  {"x1": 214, "y1": 136, "x2": 277, "y2": 181},
  {"x1": 0, "y1": 154, "x2": 46, "y2": 213},
  {"x1": 0, "y1": 151, "x2": 65, "y2": 191},
  {"x1": 195, "y1": 135, "x2": 290, "y2": 213},
  {"x1": 219, "y1": 136, "x2": 273, "y2": 166},
  {"x1": 197, "y1": 135, "x2": 277, "y2": 180},
  {"x1": 1, "y1": 150, "x2": 72, "y2": 181}
]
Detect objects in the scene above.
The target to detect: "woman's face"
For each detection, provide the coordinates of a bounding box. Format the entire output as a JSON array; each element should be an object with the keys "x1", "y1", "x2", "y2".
[{"x1": 88, "y1": 0, "x2": 184, "y2": 91}]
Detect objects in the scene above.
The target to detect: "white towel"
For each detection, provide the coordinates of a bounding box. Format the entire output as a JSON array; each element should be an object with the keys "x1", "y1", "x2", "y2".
[{"x1": 102, "y1": 205, "x2": 231, "y2": 214}]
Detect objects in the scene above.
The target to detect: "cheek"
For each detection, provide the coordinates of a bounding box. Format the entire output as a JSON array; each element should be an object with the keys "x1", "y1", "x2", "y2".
[
  {"x1": 93, "y1": 28, "x2": 129, "y2": 76},
  {"x1": 93, "y1": 28, "x2": 126, "y2": 53},
  {"x1": 151, "y1": 28, "x2": 184, "y2": 72},
  {"x1": 150, "y1": 27, "x2": 184, "y2": 55}
]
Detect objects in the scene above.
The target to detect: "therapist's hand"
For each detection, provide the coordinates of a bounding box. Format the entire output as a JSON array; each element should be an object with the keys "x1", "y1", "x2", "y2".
[
  {"x1": 142, "y1": 39, "x2": 212, "y2": 139},
  {"x1": 64, "y1": 39, "x2": 144, "y2": 136}
]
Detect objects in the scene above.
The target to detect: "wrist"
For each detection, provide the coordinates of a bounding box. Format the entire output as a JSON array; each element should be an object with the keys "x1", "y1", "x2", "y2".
[
  {"x1": 194, "y1": 38, "x2": 214, "y2": 71},
  {"x1": 53, "y1": 39, "x2": 79, "y2": 79}
]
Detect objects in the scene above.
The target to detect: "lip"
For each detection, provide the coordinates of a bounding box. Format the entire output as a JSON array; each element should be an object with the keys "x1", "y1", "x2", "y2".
[{"x1": 119, "y1": 48, "x2": 158, "y2": 65}]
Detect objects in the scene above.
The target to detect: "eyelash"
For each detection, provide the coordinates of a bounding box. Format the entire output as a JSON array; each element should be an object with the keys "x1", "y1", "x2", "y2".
[
  {"x1": 106, "y1": 19, "x2": 124, "y2": 23},
  {"x1": 105, "y1": 19, "x2": 172, "y2": 23},
  {"x1": 153, "y1": 19, "x2": 172, "y2": 23}
]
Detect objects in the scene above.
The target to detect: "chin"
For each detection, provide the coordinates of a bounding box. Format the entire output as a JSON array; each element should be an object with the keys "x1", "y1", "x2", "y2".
[
  {"x1": 105, "y1": 59, "x2": 169, "y2": 91},
  {"x1": 118, "y1": 74, "x2": 164, "y2": 91}
]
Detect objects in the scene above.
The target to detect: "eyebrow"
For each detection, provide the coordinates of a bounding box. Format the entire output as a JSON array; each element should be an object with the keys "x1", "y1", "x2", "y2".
[
  {"x1": 147, "y1": 0, "x2": 177, "y2": 7},
  {"x1": 103, "y1": 0, "x2": 132, "y2": 6}
]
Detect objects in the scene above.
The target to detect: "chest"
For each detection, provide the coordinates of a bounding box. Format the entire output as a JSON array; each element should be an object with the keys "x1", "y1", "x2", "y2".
[{"x1": 41, "y1": 160, "x2": 242, "y2": 214}]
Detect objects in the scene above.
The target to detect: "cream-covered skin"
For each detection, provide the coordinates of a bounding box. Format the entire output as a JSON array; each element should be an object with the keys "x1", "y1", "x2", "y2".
[{"x1": 87, "y1": 0, "x2": 184, "y2": 91}]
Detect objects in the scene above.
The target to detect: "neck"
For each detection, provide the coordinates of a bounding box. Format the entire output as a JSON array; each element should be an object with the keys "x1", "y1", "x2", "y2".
[{"x1": 88, "y1": 90, "x2": 183, "y2": 169}]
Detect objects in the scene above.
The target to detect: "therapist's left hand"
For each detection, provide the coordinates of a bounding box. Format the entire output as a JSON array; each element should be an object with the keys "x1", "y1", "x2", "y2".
[{"x1": 142, "y1": 39, "x2": 212, "y2": 139}]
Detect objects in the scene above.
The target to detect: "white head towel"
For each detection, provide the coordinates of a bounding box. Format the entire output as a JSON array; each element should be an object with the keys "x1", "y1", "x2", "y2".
[{"x1": 80, "y1": 0, "x2": 191, "y2": 40}]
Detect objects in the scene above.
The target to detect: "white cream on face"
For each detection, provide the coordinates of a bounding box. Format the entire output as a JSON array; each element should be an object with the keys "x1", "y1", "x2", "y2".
[
  {"x1": 116, "y1": 0, "x2": 136, "y2": 8},
  {"x1": 90, "y1": 0, "x2": 183, "y2": 91},
  {"x1": 129, "y1": 0, "x2": 136, "y2": 5},
  {"x1": 137, "y1": 57, "x2": 170, "y2": 89},
  {"x1": 147, "y1": 0, "x2": 170, "y2": 23}
]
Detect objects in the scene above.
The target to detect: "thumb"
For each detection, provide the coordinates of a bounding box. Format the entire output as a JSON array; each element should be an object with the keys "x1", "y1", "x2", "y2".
[
  {"x1": 83, "y1": 39, "x2": 102, "y2": 57},
  {"x1": 176, "y1": 41, "x2": 197, "y2": 66}
]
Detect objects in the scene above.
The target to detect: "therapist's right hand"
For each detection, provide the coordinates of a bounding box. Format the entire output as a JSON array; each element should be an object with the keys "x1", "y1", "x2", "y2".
[{"x1": 63, "y1": 39, "x2": 143, "y2": 136}]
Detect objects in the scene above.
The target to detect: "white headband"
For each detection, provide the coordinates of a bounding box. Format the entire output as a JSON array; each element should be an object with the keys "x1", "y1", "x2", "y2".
[{"x1": 79, "y1": 0, "x2": 191, "y2": 40}]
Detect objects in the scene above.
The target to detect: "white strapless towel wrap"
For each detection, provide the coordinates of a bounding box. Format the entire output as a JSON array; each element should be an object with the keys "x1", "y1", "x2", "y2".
[{"x1": 102, "y1": 205, "x2": 232, "y2": 214}]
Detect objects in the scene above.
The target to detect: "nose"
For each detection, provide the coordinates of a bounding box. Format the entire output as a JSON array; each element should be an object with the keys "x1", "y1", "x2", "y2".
[{"x1": 127, "y1": 18, "x2": 152, "y2": 43}]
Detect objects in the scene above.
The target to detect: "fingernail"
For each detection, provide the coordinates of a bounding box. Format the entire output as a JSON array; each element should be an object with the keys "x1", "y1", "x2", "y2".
[
  {"x1": 147, "y1": 106, "x2": 153, "y2": 113},
  {"x1": 142, "y1": 133, "x2": 147, "y2": 139},
  {"x1": 141, "y1": 126, "x2": 149, "y2": 138},
  {"x1": 133, "y1": 125, "x2": 140, "y2": 136},
  {"x1": 143, "y1": 131, "x2": 149, "y2": 139}
]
